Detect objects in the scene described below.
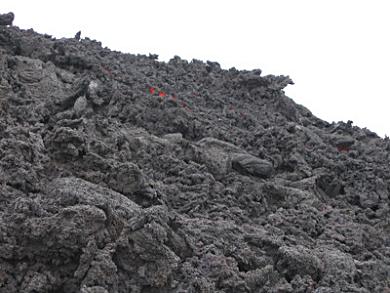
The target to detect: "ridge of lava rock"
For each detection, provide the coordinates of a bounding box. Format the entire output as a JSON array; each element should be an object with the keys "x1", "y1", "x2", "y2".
[{"x1": 0, "y1": 13, "x2": 389, "y2": 293}]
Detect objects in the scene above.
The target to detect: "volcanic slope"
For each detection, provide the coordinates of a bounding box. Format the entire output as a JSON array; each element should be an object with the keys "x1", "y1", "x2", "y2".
[{"x1": 0, "y1": 20, "x2": 389, "y2": 293}]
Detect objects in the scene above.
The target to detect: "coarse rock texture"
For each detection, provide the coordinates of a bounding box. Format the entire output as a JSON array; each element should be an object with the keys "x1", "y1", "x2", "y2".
[
  {"x1": 0, "y1": 13, "x2": 14, "y2": 26},
  {"x1": 0, "y1": 16, "x2": 390, "y2": 293}
]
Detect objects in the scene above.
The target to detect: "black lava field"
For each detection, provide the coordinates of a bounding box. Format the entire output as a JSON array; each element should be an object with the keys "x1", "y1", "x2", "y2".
[{"x1": 0, "y1": 13, "x2": 389, "y2": 293}]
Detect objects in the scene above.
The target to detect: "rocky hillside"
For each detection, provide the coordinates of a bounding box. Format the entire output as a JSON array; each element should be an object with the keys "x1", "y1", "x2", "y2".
[{"x1": 0, "y1": 13, "x2": 389, "y2": 293}]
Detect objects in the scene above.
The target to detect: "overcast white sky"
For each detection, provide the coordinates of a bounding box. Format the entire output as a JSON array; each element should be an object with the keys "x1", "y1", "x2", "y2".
[{"x1": 3, "y1": 0, "x2": 390, "y2": 137}]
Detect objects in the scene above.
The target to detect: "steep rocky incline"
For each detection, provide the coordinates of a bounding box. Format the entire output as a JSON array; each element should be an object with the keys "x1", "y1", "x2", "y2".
[{"x1": 0, "y1": 17, "x2": 389, "y2": 293}]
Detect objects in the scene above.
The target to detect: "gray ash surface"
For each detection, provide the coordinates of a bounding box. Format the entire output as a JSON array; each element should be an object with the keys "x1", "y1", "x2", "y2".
[{"x1": 0, "y1": 14, "x2": 389, "y2": 293}]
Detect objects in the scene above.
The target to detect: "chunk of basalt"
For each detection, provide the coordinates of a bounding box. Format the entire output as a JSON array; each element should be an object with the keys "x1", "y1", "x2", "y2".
[
  {"x1": 315, "y1": 247, "x2": 357, "y2": 286},
  {"x1": 0, "y1": 12, "x2": 14, "y2": 26},
  {"x1": 162, "y1": 133, "x2": 183, "y2": 143},
  {"x1": 80, "y1": 287, "x2": 109, "y2": 293},
  {"x1": 239, "y1": 74, "x2": 267, "y2": 90},
  {"x1": 275, "y1": 245, "x2": 323, "y2": 283},
  {"x1": 74, "y1": 95, "x2": 88, "y2": 116},
  {"x1": 232, "y1": 153, "x2": 274, "y2": 178},
  {"x1": 45, "y1": 127, "x2": 86, "y2": 160},
  {"x1": 106, "y1": 162, "x2": 158, "y2": 207},
  {"x1": 334, "y1": 136, "x2": 355, "y2": 151},
  {"x1": 316, "y1": 173, "x2": 345, "y2": 198},
  {"x1": 194, "y1": 137, "x2": 242, "y2": 177}
]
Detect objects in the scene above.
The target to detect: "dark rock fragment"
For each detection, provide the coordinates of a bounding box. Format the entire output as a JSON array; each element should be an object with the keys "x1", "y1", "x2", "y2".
[
  {"x1": 75, "y1": 31, "x2": 81, "y2": 41},
  {"x1": 315, "y1": 247, "x2": 357, "y2": 286},
  {"x1": 194, "y1": 137, "x2": 242, "y2": 177},
  {"x1": 316, "y1": 173, "x2": 345, "y2": 197},
  {"x1": 335, "y1": 136, "x2": 355, "y2": 151},
  {"x1": 232, "y1": 153, "x2": 273, "y2": 178},
  {"x1": 45, "y1": 126, "x2": 86, "y2": 160},
  {"x1": 73, "y1": 95, "x2": 88, "y2": 116},
  {"x1": 275, "y1": 245, "x2": 323, "y2": 282},
  {"x1": 239, "y1": 74, "x2": 267, "y2": 90},
  {"x1": 0, "y1": 12, "x2": 14, "y2": 26}
]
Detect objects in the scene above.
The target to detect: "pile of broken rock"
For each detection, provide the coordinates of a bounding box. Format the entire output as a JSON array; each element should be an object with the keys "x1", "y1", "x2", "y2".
[{"x1": 0, "y1": 12, "x2": 389, "y2": 293}]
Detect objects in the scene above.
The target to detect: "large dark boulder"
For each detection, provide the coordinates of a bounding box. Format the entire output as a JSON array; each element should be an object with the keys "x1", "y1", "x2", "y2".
[
  {"x1": 0, "y1": 12, "x2": 14, "y2": 26},
  {"x1": 232, "y1": 153, "x2": 274, "y2": 178}
]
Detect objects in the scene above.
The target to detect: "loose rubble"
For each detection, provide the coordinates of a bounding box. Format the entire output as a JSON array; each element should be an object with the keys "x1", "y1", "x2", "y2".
[{"x1": 0, "y1": 13, "x2": 389, "y2": 293}]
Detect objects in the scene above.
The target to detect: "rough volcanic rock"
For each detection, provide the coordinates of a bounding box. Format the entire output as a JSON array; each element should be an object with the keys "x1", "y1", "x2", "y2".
[
  {"x1": 232, "y1": 153, "x2": 274, "y2": 178},
  {"x1": 0, "y1": 13, "x2": 389, "y2": 293},
  {"x1": 0, "y1": 13, "x2": 14, "y2": 26}
]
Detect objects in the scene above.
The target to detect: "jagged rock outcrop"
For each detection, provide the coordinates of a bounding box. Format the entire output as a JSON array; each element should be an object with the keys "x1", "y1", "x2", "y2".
[
  {"x1": 0, "y1": 14, "x2": 389, "y2": 293},
  {"x1": 0, "y1": 12, "x2": 14, "y2": 26}
]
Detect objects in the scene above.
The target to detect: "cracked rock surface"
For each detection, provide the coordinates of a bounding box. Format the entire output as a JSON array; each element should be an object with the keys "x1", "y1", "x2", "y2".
[{"x1": 0, "y1": 17, "x2": 390, "y2": 293}]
